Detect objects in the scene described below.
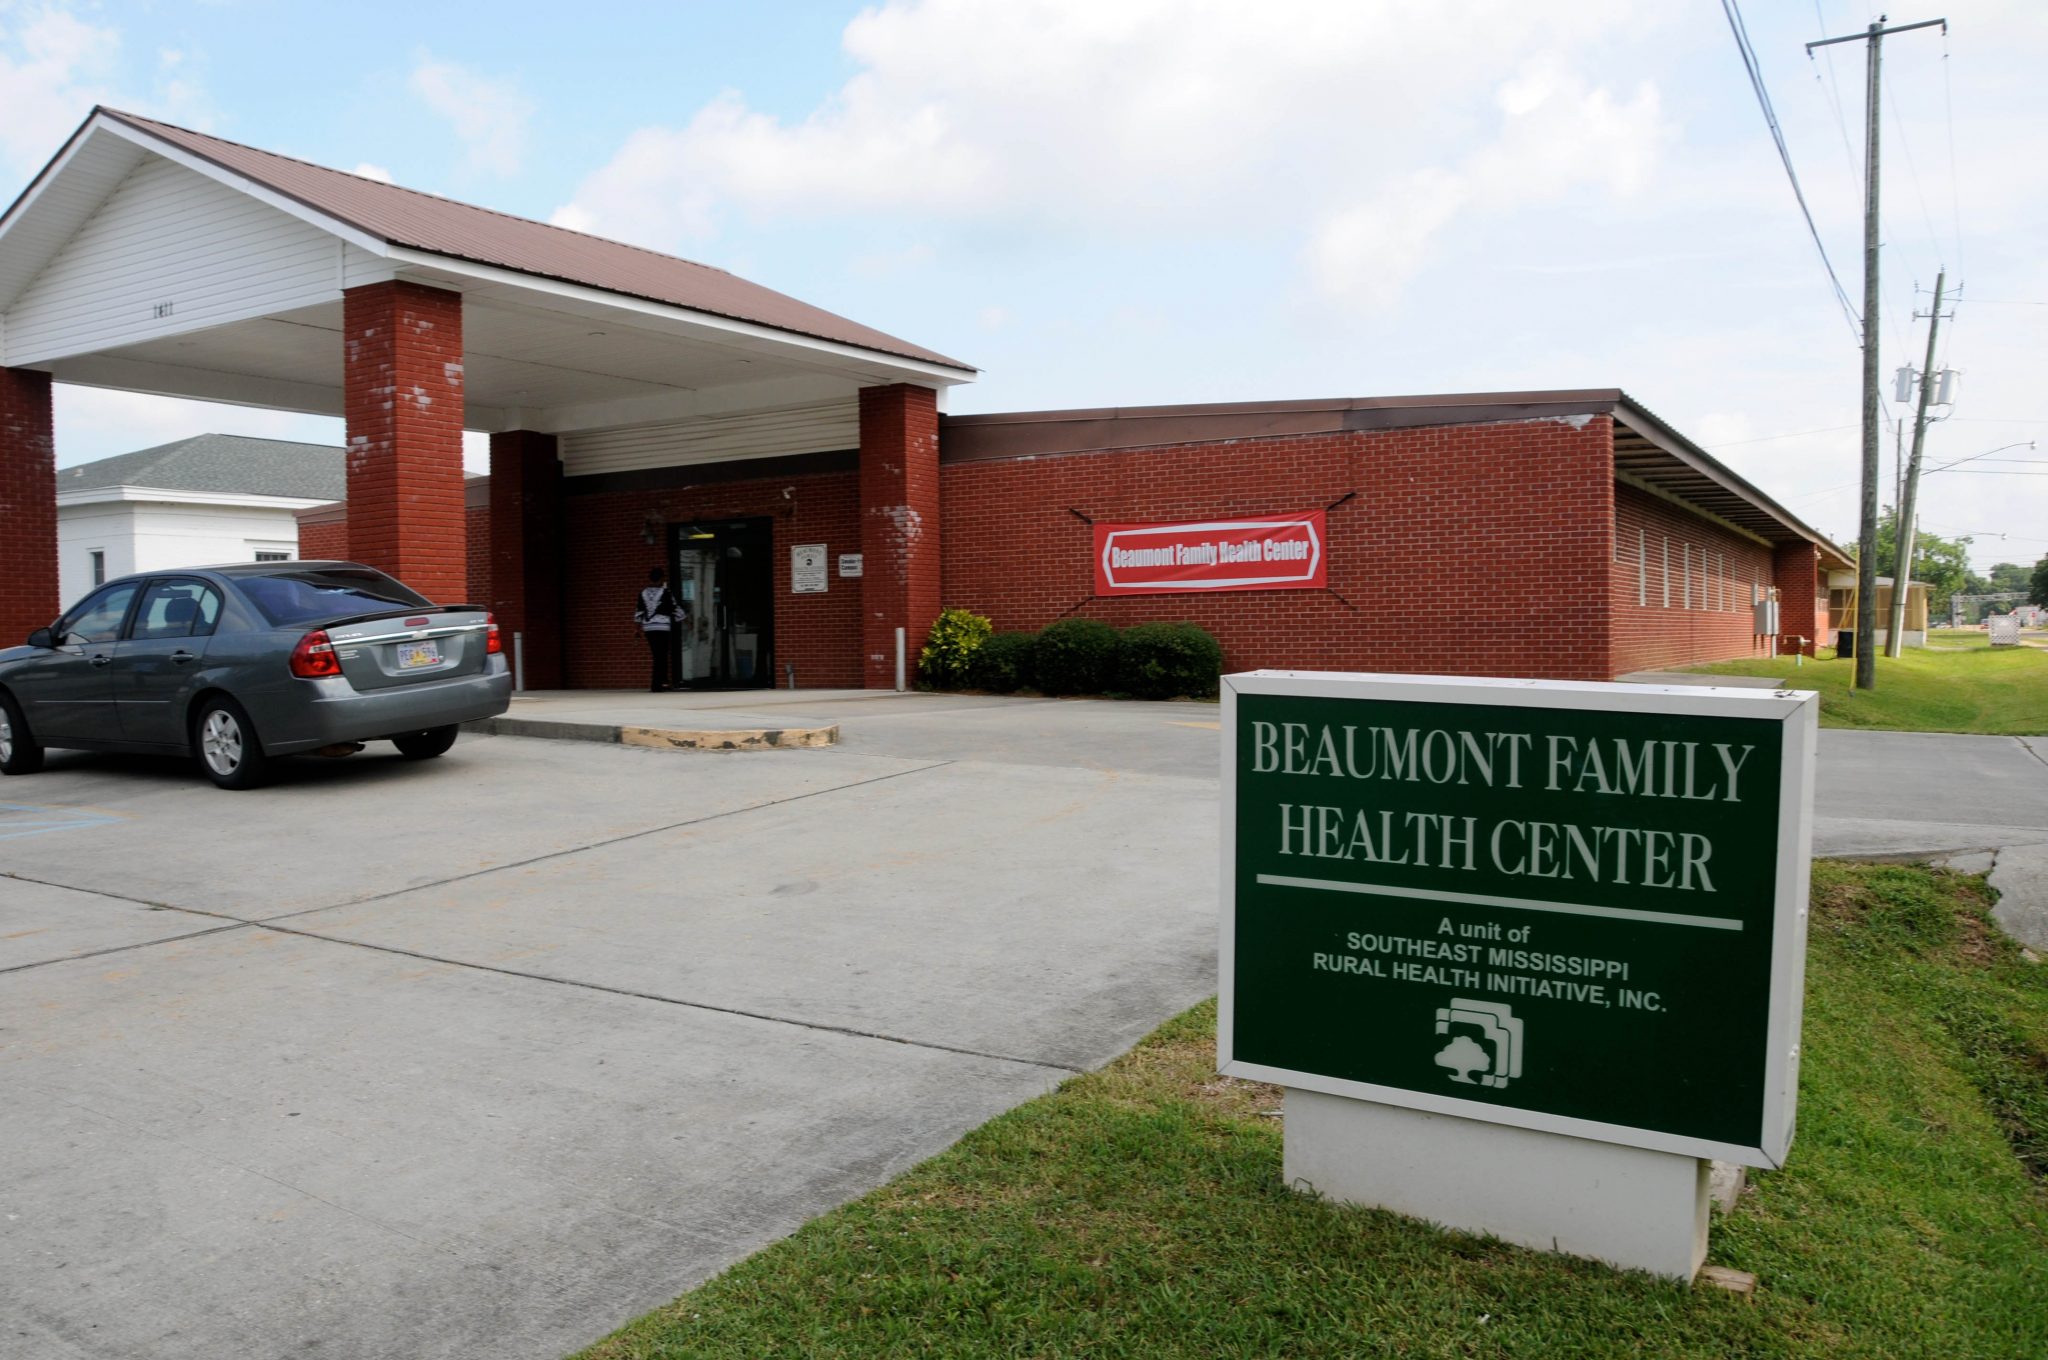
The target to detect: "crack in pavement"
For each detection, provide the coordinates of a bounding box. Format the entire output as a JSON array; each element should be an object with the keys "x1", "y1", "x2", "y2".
[{"x1": 1, "y1": 757, "x2": 1084, "y2": 1075}]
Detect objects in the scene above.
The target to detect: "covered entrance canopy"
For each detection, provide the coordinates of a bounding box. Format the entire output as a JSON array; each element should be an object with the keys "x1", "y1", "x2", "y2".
[{"x1": 0, "y1": 108, "x2": 975, "y2": 687}]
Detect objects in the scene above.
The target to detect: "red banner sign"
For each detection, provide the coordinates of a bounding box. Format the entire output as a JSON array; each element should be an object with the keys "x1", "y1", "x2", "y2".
[{"x1": 1094, "y1": 512, "x2": 1327, "y2": 596}]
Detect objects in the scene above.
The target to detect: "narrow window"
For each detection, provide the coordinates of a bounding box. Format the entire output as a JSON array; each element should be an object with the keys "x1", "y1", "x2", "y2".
[
  {"x1": 1682, "y1": 544, "x2": 1692, "y2": 610},
  {"x1": 254, "y1": 551, "x2": 289, "y2": 562},
  {"x1": 1637, "y1": 529, "x2": 1647, "y2": 606},
  {"x1": 1662, "y1": 538, "x2": 1671, "y2": 607},
  {"x1": 90, "y1": 550, "x2": 105, "y2": 586}
]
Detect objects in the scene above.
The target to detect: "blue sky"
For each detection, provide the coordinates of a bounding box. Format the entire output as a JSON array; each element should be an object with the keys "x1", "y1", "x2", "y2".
[{"x1": 4, "y1": 0, "x2": 2043, "y2": 572}]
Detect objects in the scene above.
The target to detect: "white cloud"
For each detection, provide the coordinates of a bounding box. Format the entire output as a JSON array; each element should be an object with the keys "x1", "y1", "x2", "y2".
[
  {"x1": 351, "y1": 162, "x2": 395, "y2": 184},
  {"x1": 1305, "y1": 70, "x2": 1668, "y2": 309},
  {"x1": 550, "y1": 0, "x2": 1668, "y2": 313},
  {"x1": 409, "y1": 56, "x2": 531, "y2": 177},
  {"x1": 0, "y1": 4, "x2": 120, "y2": 174}
]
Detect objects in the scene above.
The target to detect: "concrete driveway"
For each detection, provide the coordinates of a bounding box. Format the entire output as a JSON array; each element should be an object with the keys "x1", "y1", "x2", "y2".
[
  {"x1": 6, "y1": 692, "x2": 2044, "y2": 1358},
  {"x1": 0, "y1": 695, "x2": 1221, "y2": 1359}
]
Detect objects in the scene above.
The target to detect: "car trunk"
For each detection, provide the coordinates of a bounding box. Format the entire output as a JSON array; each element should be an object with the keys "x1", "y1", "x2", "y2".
[{"x1": 323, "y1": 610, "x2": 492, "y2": 692}]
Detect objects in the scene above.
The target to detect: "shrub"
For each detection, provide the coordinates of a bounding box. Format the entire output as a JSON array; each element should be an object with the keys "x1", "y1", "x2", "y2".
[
  {"x1": 918, "y1": 606, "x2": 993, "y2": 689},
  {"x1": 972, "y1": 631, "x2": 1037, "y2": 693},
  {"x1": 1032, "y1": 618, "x2": 1122, "y2": 695},
  {"x1": 1119, "y1": 621, "x2": 1224, "y2": 699}
]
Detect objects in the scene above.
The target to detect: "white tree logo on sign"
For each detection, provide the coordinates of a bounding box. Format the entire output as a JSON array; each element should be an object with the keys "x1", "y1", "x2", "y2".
[{"x1": 1434, "y1": 998, "x2": 1525, "y2": 1090}]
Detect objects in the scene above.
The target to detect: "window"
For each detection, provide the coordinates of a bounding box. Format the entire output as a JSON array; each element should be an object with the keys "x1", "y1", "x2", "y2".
[
  {"x1": 1637, "y1": 529, "x2": 1646, "y2": 607},
  {"x1": 57, "y1": 582, "x2": 140, "y2": 645},
  {"x1": 235, "y1": 566, "x2": 430, "y2": 627},
  {"x1": 1682, "y1": 544, "x2": 1692, "y2": 610},
  {"x1": 253, "y1": 551, "x2": 289, "y2": 563},
  {"x1": 89, "y1": 550, "x2": 105, "y2": 586},
  {"x1": 1662, "y1": 538, "x2": 1671, "y2": 607},
  {"x1": 132, "y1": 580, "x2": 223, "y2": 640}
]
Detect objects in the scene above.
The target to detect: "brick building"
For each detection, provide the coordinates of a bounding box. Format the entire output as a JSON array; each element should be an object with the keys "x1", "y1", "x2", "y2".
[{"x1": 2, "y1": 110, "x2": 1846, "y2": 690}]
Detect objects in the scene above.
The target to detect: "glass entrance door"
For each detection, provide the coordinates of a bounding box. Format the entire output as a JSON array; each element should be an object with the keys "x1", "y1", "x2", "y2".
[{"x1": 670, "y1": 518, "x2": 775, "y2": 688}]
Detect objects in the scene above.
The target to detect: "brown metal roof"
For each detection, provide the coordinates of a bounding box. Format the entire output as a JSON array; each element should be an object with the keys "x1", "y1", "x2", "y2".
[
  {"x1": 97, "y1": 109, "x2": 971, "y2": 373},
  {"x1": 941, "y1": 389, "x2": 1852, "y2": 565}
]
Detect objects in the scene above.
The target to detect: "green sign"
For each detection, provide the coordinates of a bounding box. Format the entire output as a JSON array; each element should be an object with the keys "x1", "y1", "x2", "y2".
[{"x1": 1219, "y1": 673, "x2": 1817, "y2": 1166}]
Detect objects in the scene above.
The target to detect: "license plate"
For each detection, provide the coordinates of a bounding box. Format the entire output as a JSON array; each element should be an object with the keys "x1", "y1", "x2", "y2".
[{"x1": 397, "y1": 640, "x2": 442, "y2": 670}]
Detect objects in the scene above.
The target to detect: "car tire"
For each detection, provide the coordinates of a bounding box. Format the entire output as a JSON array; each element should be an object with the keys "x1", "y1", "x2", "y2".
[
  {"x1": 193, "y1": 696, "x2": 271, "y2": 790},
  {"x1": 0, "y1": 690, "x2": 44, "y2": 776},
  {"x1": 391, "y1": 725, "x2": 460, "y2": 760}
]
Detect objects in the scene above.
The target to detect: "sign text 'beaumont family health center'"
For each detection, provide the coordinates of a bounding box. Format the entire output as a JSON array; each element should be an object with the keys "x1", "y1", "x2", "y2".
[
  {"x1": 1094, "y1": 512, "x2": 1326, "y2": 595},
  {"x1": 1218, "y1": 673, "x2": 1816, "y2": 1167}
]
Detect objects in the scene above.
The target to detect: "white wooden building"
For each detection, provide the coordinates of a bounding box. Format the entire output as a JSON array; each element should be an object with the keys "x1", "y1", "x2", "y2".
[{"x1": 53, "y1": 433, "x2": 343, "y2": 608}]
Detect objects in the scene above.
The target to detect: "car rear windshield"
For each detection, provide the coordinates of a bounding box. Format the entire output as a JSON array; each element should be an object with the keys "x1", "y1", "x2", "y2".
[{"x1": 236, "y1": 568, "x2": 432, "y2": 627}]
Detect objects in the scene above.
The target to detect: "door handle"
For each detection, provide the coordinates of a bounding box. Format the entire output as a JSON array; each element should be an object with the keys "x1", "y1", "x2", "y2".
[
  {"x1": 170, "y1": 650, "x2": 197, "y2": 664},
  {"x1": 88, "y1": 653, "x2": 112, "y2": 667}
]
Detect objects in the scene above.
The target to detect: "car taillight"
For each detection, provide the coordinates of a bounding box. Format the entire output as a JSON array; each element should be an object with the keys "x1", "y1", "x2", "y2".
[
  {"x1": 289, "y1": 629, "x2": 342, "y2": 678},
  {"x1": 486, "y1": 613, "x2": 502, "y2": 655}
]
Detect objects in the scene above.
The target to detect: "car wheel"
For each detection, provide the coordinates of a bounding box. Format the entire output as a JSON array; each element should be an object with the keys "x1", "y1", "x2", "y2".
[
  {"x1": 0, "y1": 690, "x2": 44, "y2": 776},
  {"x1": 193, "y1": 696, "x2": 271, "y2": 790},
  {"x1": 391, "y1": 725, "x2": 460, "y2": 760}
]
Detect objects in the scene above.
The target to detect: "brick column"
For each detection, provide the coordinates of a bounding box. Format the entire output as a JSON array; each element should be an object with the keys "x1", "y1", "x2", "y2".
[
  {"x1": 0, "y1": 366, "x2": 57, "y2": 642},
  {"x1": 858, "y1": 384, "x2": 941, "y2": 688},
  {"x1": 343, "y1": 280, "x2": 466, "y2": 602},
  {"x1": 487, "y1": 430, "x2": 564, "y2": 690},
  {"x1": 1774, "y1": 541, "x2": 1823, "y2": 650}
]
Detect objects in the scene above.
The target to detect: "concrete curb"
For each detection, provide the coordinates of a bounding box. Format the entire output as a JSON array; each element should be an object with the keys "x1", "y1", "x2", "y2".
[
  {"x1": 463, "y1": 716, "x2": 838, "y2": 752},
  {"x1": 621, "y1": 724, "x2": 837, "y2": 752}
]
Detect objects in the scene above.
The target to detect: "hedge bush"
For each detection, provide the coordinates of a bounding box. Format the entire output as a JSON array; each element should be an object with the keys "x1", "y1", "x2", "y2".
[
  {"x1": 971, "y1": 631, "x2": 1037, "y2": 693},
  {"x1": 1119, "y1": 620, "x2": 1224, "y2": 699},
  {"x1": 1032, "y1": 618, "x2": 1122, "y2": 695},
  {"x1": 918, "y1": 606, "x2": 993, "y2": 689}
]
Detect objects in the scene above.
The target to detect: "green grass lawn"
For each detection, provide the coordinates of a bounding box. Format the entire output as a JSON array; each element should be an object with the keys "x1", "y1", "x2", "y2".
[
  {"x1": 575, "y1": 863, "x2": 2047, "y2": 1360},
  {"x1": 1690, "y1": 641, "x2": 2048, "y2": 735}
]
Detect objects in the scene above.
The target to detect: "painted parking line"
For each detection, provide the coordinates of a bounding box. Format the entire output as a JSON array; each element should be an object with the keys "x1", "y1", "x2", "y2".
[
  {"x1": 0, "y1": 803, "x2": 129, "y2": 841},
  {"x1": 1168, "y1": 720, "x2": 1221, "y2": 730}
]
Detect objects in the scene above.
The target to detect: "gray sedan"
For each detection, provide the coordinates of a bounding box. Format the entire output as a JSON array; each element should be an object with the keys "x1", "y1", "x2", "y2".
[{"x1": 0, "y1": 562, "x2": 512, "y2": 789}]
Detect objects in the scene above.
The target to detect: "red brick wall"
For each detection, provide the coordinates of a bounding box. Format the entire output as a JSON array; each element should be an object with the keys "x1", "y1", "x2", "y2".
[
  {"x1": 465, "y1": 501, "x2": 491, "y2": 604},
  {"x1": 939, "y1": 416, "x2": 1617, "y2": 681},
  {"x1": 0, "y1": 366, "x2": 57, "y2": 641},
  {"x1": 296, "y1": 509, "x2": 347, "y2": 561},
  {"x1": 1608, "y1": 485, "x2": 1776, "y2": 675},
  {"x1": 342, "y1": 281, "x2": 467, "y2": 603},
  {"x1": 560, "y1": 469, "x2": 863, "y2": 690},
  {"x1": 1774, "y1": 542, "x2": 1824, "y2": 647},
  {"x1": 296, "y1": 499, "x2": 488, "y2": 601},
  {"x1": 859, "y1": 385, "x2": 942, "y2": 687}
]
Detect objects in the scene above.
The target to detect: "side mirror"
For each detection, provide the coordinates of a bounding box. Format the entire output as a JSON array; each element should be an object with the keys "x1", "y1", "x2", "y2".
[{"x1": 26, "y1": 627, "x2": 53, "y2": 649}]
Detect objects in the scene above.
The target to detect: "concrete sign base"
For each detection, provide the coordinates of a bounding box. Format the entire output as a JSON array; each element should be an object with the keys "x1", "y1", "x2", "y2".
[{"x1": 1282, "y1": 1089, "x2": 1710, "y2": 1281}]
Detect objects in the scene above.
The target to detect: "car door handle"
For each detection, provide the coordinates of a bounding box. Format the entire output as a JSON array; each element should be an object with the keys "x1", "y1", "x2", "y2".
[
  {"x1": 88, "y1": 653, "x2": 112, "y2": 667},
  {"x1": 170, "y1": 650, "x2": 197, "y2": 664}
]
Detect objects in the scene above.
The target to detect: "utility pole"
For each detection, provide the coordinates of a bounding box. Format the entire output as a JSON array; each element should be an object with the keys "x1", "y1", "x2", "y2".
[
  {"x1": 1886, "y1": 268, "x2": 1946, "y2": 657},
  {"x1": 1808, "y1": 14, "x2": 1946, "y2": 690}
]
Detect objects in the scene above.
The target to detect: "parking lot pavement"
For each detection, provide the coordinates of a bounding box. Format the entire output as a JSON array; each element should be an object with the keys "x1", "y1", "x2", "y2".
[{"x1": 0, "y1": 716, "x2": 1219, "y2": 1360}]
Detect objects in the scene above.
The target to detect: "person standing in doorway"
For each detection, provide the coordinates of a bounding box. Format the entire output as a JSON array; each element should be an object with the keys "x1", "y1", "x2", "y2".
[{"x1": 635, "y1": 566, "x2": 685, "y2": 692}]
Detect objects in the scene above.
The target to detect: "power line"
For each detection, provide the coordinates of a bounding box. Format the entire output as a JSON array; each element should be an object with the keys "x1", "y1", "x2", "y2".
[
  {"x1": 1706, "y1": 422, "x2": 1858, "y2": 448},
  {"x1": 1725, "y1": 0, "x2": 1862, "y2": 340}
]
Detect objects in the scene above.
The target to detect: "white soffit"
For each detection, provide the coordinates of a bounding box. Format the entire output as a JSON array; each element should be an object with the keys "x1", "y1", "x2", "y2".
[{"x1": 560, "y1": 399, "x2": 859, "y2": 477}]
